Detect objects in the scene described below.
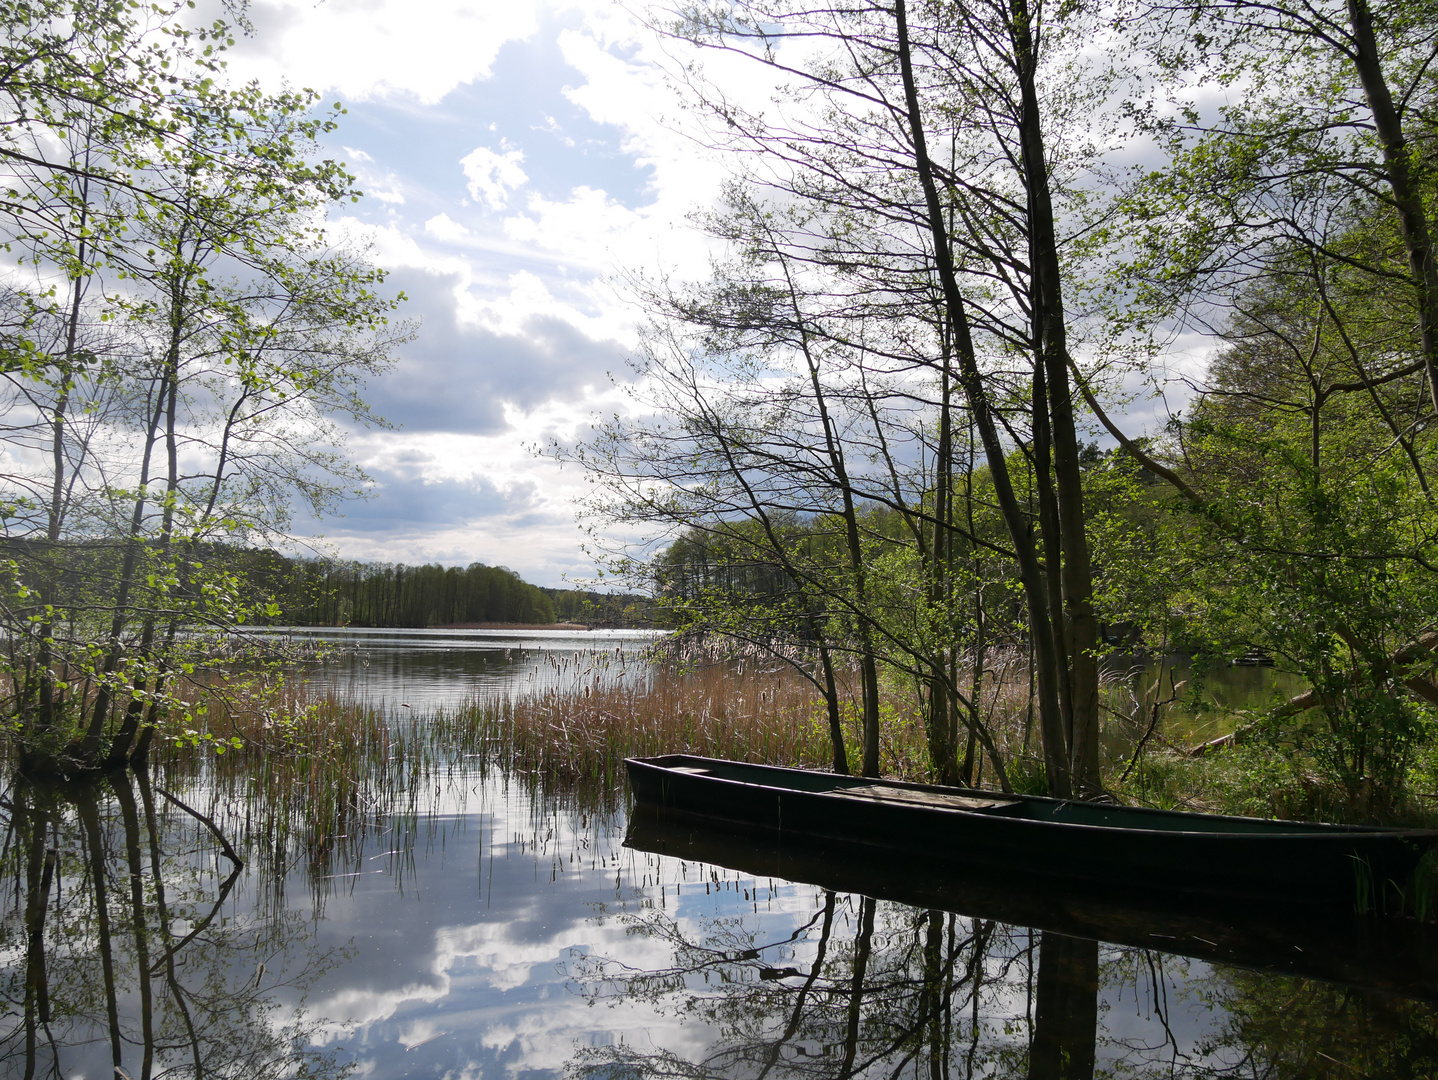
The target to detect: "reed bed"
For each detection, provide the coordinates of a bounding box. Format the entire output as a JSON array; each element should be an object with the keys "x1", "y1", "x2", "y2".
[
  {"x1": 130, "y1": 639, "x2": 1078, "y2": 888},
  {"x1": 4, "y1": 640, "x2": 1284, "y2": 922},
  {"x1": 151, "y1": 682, "x2": 412, "y2": 878},
  {"x1": 162, "y1": 641, "x2": 1059, "y2": 812},
  {"x1": 439, "y1": 640, "x2": 1053, "y2": 791},
  {"x1": 451, "y1": 660, "x2": 843, "y2": 787},
  {"x1": 61, "y1": 640, "x2": 1184, "y2": 849}
]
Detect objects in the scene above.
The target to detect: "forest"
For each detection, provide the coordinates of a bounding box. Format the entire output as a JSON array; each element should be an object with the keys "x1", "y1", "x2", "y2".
[
  {"x1": 264, "y1": 556, "x2": 558, "y2": 626},
  {"x1": 566, "y1": 0, "x2": 1438, "y2": 820},
  {"x1": 255, "y1": 553, "x2": 655, "y2": 628}
]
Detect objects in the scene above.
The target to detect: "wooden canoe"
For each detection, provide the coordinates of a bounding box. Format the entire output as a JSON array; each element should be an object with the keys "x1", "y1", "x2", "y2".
[{"x1": 625, "y1": 754, "x2": 1438, "y2": 909}]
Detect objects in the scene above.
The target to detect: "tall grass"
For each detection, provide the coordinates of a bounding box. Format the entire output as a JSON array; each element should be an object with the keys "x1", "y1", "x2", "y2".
[
  {"x1": 151, "y1": 681, "x2": 417, "y2": 883},
  {"x1": 128, "y1": 639, "x2": 1222, "y2": 889},
  {"x1": 427, "y1": 640, "x2": 1054, "y2": 792},
  {"x1": 156, "y1": 641, "x2": 1059, "y2": 828},
  {"x1": 447, "y1": 659, "x2": 842, "y2": 787}
]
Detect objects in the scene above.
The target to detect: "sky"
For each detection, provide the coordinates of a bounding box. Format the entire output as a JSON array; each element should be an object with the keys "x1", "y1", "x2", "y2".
[
  {"x1": 203, "y1": 0, "x2": 743, "y2": 588},
  {"x1": 204, "y1": 0, "x2": 1203, "y2": 592}
]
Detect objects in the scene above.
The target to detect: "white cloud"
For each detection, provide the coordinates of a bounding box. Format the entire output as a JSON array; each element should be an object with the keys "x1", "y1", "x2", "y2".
[
  {"x1": 423, "y1": 214, "x2": 470, "y2": 242},
  {"x1": 327, "y1": 217, "x2": 471, "y2": 282},
  {"x1": 396, "y1": 1019, "x2": 449, "y2": 1051},
  {"x1": 461, "y1": 146, "x2": 529, "y2": 211},
  {"x1": 315, "y1": 979, "x2": 449, "y2": 1035},
  {"x1": 504, "y1": 187, "x2": 643, "y2": 260},
  {"x1": 220, "y1": 0, "x2": 541, "y2": 104},
  {"x1": 456, "y1": 269, "x2": 568, "y2": 335}
]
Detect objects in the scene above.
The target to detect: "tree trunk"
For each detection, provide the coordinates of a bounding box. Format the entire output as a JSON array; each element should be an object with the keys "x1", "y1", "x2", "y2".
[
  {"x1": 1347, "y1": 0, "x2": 1438, "y2": 419},
  {"x1": 895, "y1": 0, "x2": 1071, "y2": 796},
  {"x1": 927, "y1": 352, "x2": 962, "y2": 784},
  {"x1": 787, "y1": 266, "x2": 882, "y2": 776},
  {"x1": 1011, "y1": 0, "x2": 1102, "y2": 791},
  {"x1": 810, "y1": 609, "x2": 850, "y2": 774}
]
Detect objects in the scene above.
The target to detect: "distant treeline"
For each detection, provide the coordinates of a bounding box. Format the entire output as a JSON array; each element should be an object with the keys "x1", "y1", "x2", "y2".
[
  {"x1": 0, "y1": 541, "x2": 656, "y2": 630},
  {"x1": 252, "y1": 554, "x2": 656, "y2": 629}
]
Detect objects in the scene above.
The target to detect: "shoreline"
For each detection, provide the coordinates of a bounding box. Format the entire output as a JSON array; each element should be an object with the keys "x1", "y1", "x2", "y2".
[{"x1": 433, "y1": 621, "x2": 592, "y2": 631}]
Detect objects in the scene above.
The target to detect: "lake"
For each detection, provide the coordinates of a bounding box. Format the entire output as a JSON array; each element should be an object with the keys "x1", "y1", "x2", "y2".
[
  {"x1": 268, "y1": 625, "x2": 669, "y2": 713},
  {"x1": 1, "y1": 630, "x2": 1429, "y2": 1079}
]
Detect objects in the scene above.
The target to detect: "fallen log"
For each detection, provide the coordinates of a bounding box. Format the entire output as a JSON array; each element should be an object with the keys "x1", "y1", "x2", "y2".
[
  {"x1": 1184, "y1": 631, "x2": 1438, "y2": 757},
  {"x1": 1267, "y1": 631, "x2": 1438, "y2": 721},
  {"x1": 1187, "y1": 728, "x2": 1249, "y2": 757}
]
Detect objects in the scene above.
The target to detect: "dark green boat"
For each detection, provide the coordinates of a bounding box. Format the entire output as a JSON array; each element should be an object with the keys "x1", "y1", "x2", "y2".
[{"x1": 625, "y1": 754, "x2": 1438, "y2": 909}]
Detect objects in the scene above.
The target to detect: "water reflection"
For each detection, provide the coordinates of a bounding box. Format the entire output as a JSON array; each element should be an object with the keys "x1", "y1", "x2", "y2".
[
  {"x1": 566, "y1": 870, "x2": 1437, "y2": 1079},
  {"x1": 1, "y1": 771, "x2": 347, "y2": 1079},
  {"x1": 566, "y1": 889, "x2": 1104, "y2": 1079},
  {"x1": 1028, "y1": 935, "x2": 1098, "y2": 1080},
  {"x1": 266, "y1": 627, "x2": 666, "y2": 715},
  {"x1": 1104, "y1": 654, "x2": 1307, "y2": 746},
  {"x1": 4, "y1": 765, "x2": 1436, "y2": 1078}
]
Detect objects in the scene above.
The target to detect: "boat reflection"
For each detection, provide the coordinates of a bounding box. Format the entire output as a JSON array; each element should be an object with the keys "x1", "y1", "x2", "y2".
[
  {"x1": 626, "y1": 807, "x2": 1438, "y2": 1001},
  {"x1": 605, "y1": 807, "x2": 1438, "y2": 1078},
  {"x1": 1, "y1": 770, "x2": 347, "y2": 1079}
]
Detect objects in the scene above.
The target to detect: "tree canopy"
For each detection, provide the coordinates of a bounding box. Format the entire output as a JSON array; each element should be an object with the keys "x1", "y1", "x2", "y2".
[
  {"x1": 0, "y1": 0, "x2": 407, "y2": 774},
  {"x1": 568, "y1": 0, "x2": 1438, "y2": 815}
]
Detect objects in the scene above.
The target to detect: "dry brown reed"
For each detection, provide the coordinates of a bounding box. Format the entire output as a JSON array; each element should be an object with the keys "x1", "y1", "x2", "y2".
[
  {"x1": 177, "y1": 640, "x2": 1052, "y2": 788},
  {"x1": 455, "y1": 638, "x2": 1051, "y2": 791},
  {"x1": 138, "y1": 638, "x2": 1067, "y2": 881},
  {"x1": 459, "y1": 659, "x2": 841, "y2": 787}
]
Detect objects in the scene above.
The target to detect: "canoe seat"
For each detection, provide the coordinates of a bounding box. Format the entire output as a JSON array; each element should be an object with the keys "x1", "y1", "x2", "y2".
[
  {"x1": 669, "y1": 766, "x2": 712, "y2": 776},
  {"x1": 826, "y1": 784, "x2": 1021, "y2": 813}
]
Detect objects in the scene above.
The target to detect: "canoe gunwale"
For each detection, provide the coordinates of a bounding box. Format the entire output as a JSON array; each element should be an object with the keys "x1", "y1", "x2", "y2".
[
  {"x1": 624, "y1": 754, "x2": 1438, "y2": 907},
  {"x1": 627, "y1": 753, "x2": 1438, "y2": 841}
]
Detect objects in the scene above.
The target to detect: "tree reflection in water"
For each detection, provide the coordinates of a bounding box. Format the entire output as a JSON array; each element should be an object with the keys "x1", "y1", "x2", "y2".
[
  {"x1": 0, "y1": 769, "x2": 349, "y2": 1079},
  {"x1": 1186, "y1": 970, "x2": 1438, "y2": 1078},
  {"x1": 567, "y1": 890, "x2": 1102, "y2": 1079},
  {"x1": 567, "y1": 887, "x2": 1438, "y2": 1080},
  {"x1": 1027, "y1": 934, "x2": 1098, "y2": 1080}
]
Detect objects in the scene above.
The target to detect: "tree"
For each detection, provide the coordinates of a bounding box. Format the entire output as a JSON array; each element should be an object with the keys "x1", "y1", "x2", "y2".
[
  {"x1": 0, "y1": 2, "x2": 405, "y2": 775},
  {"x1": 574, "y1": 0, "x2": 1138, "y2": 795},
  {"x1": 1089, "y1": 0, "x2": 1438, "y2": 812}
]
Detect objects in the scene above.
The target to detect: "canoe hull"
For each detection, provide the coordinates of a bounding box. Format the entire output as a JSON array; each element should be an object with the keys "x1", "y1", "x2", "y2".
[{"x1": 626, "y1": 755, "x2": 1438, "y2": 909}]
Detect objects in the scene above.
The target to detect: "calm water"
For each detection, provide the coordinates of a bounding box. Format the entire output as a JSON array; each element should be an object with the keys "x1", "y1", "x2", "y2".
[
  {"x1": 1101, "y1": 653, "x2": 1307, "y2": 746},
  {"x1": 273, "y1": 626, "x2": 668, "y2": 714},
  {"x1": 2, "y1": 632, "x2": 1430, "y2": 1079}
]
